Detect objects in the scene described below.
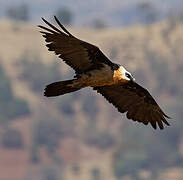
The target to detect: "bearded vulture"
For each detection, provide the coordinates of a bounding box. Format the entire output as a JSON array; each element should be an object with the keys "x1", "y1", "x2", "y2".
[{"x1": 38, "y1": 16, "x2": 170, "y2": 130}]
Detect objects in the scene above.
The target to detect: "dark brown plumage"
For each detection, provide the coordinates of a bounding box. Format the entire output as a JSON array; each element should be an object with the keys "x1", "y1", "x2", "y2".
[
  {"x1": 94, "y1": 83, "x2": 170, "y2": 130},
  {"x1": 39, "y1": 16, "x2": 113, "y2": 74},
  {"x1": 38, "y1": 16, "x2": 170, "y2": 130}
]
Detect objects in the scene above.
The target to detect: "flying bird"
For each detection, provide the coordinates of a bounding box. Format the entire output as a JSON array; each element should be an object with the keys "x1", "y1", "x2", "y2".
[{"x1": 38, "y1": 16, "x2": 170, "y2": 130}]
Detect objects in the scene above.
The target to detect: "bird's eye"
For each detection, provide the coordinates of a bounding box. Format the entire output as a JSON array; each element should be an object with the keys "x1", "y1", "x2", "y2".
[{"x1": 125, "y1": 73, "x2": 131, "y2": 78}]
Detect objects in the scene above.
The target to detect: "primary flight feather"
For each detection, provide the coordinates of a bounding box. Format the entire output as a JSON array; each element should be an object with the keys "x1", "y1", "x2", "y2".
[{"x1": 38, "y1": 16, "x2": 170, "y2": 130}]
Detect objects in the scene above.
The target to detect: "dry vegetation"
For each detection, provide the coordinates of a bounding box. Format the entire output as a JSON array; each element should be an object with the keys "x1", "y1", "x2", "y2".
[{"x1": 0, "y1": 19, "x2": 183, "y2": 180}]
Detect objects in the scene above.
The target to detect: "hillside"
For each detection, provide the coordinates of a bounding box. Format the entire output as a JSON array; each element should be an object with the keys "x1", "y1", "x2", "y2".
[{"x1": 0, "y1": 19, "x2": 183, "y2": 180}]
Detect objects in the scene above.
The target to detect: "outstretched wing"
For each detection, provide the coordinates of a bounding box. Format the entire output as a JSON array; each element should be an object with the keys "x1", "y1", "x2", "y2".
[
  {"x1": 94, "y1": 82, "x2": 170, "y2": 130},
  {"x1": 38, "y1": 16, "x2": 114, "y2": 74}
]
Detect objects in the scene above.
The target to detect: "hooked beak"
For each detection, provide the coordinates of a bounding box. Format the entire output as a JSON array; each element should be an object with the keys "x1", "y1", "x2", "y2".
[{"x1": 130, "y1": 76, "x2": 135, "y2": 82}]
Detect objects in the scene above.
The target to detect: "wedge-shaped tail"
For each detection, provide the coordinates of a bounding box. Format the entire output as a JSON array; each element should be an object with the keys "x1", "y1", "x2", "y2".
[{"x1": 44, "y1": 79, "x2": 81, "y2": 97}]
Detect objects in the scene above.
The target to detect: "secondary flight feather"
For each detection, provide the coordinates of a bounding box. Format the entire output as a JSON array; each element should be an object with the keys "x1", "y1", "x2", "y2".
[{"x1": 38, "y1": 16, "x2": 170, "y2": 130}]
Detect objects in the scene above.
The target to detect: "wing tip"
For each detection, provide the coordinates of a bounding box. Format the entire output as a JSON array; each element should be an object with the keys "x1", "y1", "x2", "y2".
[
  {"x1": 144, "y1": 112, "x2": 170, "y2": 130},
  {"x1": 53, "y1": 15, "x2": 58, "y2": 21},
  {"x1": 41, "y1": 17, "x2": 50, "y2": 26},
  {"x1": 150, "y1": 121, "x2": 157, "y2": 130},
  {"x1": 157, "y1": 115, "x2": 170, "y2": 130},
  {"x1": 39, "y1": 16, "x2": 74, "y2": 38},
  {"x1": 53, "y1": 15, "x2": 74, "y2": 37},
  {"x1": 164, "y1": 114, "x2": 171, "y2": 119}
]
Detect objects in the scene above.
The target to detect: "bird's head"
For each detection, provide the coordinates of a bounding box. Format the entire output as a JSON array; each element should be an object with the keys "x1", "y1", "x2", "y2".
[
  {"x1": 114, "y1": 65, "x2": 135, "y2": 83},
  {"x1": 124, "y1": 70, "x2": 135, "y2": 82}
]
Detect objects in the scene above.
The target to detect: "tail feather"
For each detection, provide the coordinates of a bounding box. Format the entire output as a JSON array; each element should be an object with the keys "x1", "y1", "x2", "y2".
[{"x1": 44, "y1": 79, "x2": 81, "y2": 97}]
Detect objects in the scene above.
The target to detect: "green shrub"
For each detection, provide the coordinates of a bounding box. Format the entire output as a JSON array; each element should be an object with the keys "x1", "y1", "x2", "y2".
[
  {"x1": 82, "y1": 94, "x2": 99, "y2": 118},
  {"x1": 55, "y1": 7, "x2": 74, "y2": 25},
  {"x1": 33, "y1": 117, "x2": 64, "y2": 153},
  {"x1": 6, "y1": 3, "x2": 30, "y2": 22},
  {"x1": 2, "y1": 129, "x2": 24, "y2": 149},
  {"x1": 91, "y1": 167, "x2": 101, "y2": 180},
  {"x1": 85, "y1": 130, "x2": 116, "y2": 150},
  {"x1": 41, "y1": 166, "x2": 60, "y2": 180},
  {"x1": 113, "y1": 151, "x2": 147, "y2": 178},
  {"x1": 72, "y1": 163, "x2": 80, "y2": 175},
  {"x1": 56, "y1": 95, "x2": 75, "y2": 116},
  {"x1": 92, "y1": 19, "x2": 108, "y2": 29},
  {"x1": 24, "y1": 165, "x2": 62, "y2": 180},
  {"x1": 19, "y1": 56, "x2": 61, "y2": 93},
  {"x1": 30, "y1": 145, "x2": 40, "y2": 164},
  {"x1": 0, "y1": 64, "x2": 30, "y2": 124}
]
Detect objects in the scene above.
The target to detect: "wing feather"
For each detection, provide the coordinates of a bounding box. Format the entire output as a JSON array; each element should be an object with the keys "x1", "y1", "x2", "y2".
[
  {"x1": 149, "y1": 111, "x2": 157, "y2": 129},
  {"x1": 154, "y1": 113, "x2": 164, "y2": 130},
  {"x1": 38, "y1": 17, "x2": 114, "y2": 73},
  {"x1": 94, "y1": 82, "x2": 170, "y2": 130},
  {"x1": 142, "y1": 109, "x2": 149, "y2": 125}
]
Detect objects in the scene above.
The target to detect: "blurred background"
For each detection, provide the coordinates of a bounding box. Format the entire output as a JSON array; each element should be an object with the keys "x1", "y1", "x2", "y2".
[{"x1": 0, "y1": 0, "x2": 183, "y2": 180}]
